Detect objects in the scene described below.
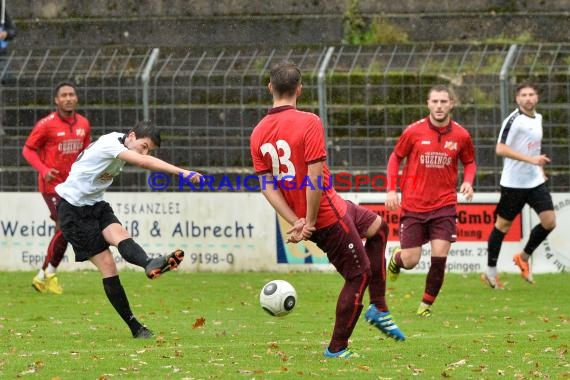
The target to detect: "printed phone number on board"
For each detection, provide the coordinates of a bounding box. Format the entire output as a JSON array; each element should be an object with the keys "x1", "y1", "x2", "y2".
[{"x1": 188, "y1": 252, "x2": 235, "y2": 265}]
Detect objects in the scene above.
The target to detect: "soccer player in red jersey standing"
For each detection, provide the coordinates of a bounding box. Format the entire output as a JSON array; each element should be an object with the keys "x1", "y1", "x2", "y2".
[
  {"x1": 250, "y1": 61, "x2": 405, "y2": 359},
  {"x1": 385, "y1": 85, "x2": 476, "y2": 317},
  {"x1": 23, "y1": 81, "x2": 91, "y2": 294}
]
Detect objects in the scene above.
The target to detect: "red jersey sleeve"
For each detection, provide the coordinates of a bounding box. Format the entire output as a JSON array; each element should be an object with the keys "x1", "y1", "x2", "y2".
[
  {"x1": 83, "y1": 119, "x2": 92, "y2": 149},
  {"x1": 24, "y1": 120, "x2": 48, "y2": 151},
  {"x1": 459, "y1": 131, "x2": 476, "y2": 165},
  {"x1": 303, "y1": 115, "x2": 327, "y2": 164},
  {"x1": 250, "y1": 130, "x2": 272, "y2": 175},
  {"x1": 393, "y1": 124, "x2": 414, "y2": 159}
]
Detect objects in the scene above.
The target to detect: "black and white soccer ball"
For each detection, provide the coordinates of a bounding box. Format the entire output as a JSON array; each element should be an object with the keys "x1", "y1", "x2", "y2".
[{"x1": 259, "y1": 280, "x2": 297, "y2": 317}]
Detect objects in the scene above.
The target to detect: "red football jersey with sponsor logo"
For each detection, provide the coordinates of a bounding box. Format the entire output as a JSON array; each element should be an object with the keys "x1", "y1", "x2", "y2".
[
  {"x1": 394, "y1": 117, "x2": 475, "y2": 213},
  {"x1": 24, "y1": 112, "x2": 91, "y2": 194},
  {"x1": 250, "y1": 105, "x2": 347, "y2": 229}
]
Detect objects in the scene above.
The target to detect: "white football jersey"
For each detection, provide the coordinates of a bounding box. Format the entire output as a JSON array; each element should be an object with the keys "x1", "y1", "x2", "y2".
[
  {"x1": 497, "y1": 109, "x2": 544, "y2": 189},
  {"x1": 56, "y1": 132, "x2": 128, "y2": 206}
]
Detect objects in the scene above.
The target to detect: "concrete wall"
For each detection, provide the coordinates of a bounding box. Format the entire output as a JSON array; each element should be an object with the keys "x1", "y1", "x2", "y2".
[
  {"x1": 7, "y1": 1, "x2": 570, "y2": 48},
  {"x1": 10, "y1": 0, "x2": 570, "y2": 18}
]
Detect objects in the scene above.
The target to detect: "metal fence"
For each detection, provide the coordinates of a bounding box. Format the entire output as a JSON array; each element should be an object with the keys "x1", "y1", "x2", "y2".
[{"x1": 1, "y1": 43, "x2": 569, "y2": 192}]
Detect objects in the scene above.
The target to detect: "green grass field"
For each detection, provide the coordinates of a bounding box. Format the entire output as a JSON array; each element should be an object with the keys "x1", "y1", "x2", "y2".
[{"x1": 1, "y1": 270, "x2": 569, "y2": 379}]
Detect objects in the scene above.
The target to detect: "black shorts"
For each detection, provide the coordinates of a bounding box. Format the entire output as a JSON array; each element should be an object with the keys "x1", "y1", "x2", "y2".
[
  {"x1": 310, "y1": 201, "x2": 377, "y2": 280},
  {"x1": 57, "y1": 199, "x2": 121, "y2": 262},
  {"x1": 495, "y1": 183, "x2": 554, "y2": 221}
]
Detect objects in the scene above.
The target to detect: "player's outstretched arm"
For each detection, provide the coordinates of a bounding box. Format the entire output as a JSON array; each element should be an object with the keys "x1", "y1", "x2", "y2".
[{"x1": 117, "y1": 150, "x2": 202, "y2": 183}]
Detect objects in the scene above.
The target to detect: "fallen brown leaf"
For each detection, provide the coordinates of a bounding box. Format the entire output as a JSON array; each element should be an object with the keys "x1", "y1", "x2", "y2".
[{"x1": 192, "y1": 317, "x2": 206, "y2": 329}]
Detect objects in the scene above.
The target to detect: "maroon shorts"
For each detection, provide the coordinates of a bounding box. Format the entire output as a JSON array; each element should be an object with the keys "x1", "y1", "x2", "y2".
[
  {"x1": 399, "y1": 204, "x2": 457, "y2": 249},
  {"x1": 42, "y1": 193, "x2": 62, "y2": 221},
  {"x1": 310, "y1": 201, "x2": 377, "y2": 280}
]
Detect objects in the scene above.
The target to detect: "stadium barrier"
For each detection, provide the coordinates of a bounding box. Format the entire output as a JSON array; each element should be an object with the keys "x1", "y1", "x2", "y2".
[{"x1": 1, "y1": 192, "x2": 568, "y2": 274}]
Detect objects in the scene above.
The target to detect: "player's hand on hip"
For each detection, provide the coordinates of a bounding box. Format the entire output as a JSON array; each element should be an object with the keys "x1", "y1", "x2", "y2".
[
  {"x1": 385, "y1": 191, "x2": 400, "y2": 211},
  {"x1": 460, "y1": 182, "x2": 474, "y2": 202}
]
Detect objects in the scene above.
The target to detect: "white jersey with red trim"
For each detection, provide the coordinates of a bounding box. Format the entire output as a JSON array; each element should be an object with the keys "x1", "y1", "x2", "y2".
[
  {"x1": 56, "y1": 132, "x2": 128, "y2": 206},
  {"x1": 497, "y1": 109, "x2": 544, "y2": 189}
]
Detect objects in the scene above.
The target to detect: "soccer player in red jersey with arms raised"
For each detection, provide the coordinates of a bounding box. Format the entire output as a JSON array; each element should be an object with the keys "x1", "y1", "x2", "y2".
[
  {"x1": 23, "y1": 81, "x2": 91, "y2": 294},
  {"x1": 385, "y1": 85, "x2": 476, "y2": 317},
  {"x1": 250, "y1": 61, "x2": 405, "y2": 359}
]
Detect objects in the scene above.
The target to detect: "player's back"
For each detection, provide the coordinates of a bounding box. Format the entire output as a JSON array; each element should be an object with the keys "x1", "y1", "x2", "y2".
[
  {"x1": 251, "y1": 105, "x2": 323, "y2": 181},
  {"x1": 251, "y1": 106, "x2": 347, "y2": 229}
]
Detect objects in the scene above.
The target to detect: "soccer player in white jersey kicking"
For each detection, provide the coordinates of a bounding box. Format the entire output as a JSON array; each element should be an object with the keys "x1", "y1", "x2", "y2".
[
  {"x1": 55, "y1": 120, "x2": 202, "y2": 338},
  {"x1": 482, "y1": 82, "x2": 556, "y2": 289}
]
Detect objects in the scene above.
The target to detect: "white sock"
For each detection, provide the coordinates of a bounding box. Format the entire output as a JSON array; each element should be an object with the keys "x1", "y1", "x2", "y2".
[
  {"x1": 46, "y1": 264, "x2": 57, "y2": 275},
  {"x1": 36, "y1": 269, "x2": 45, "y2": 280},
  {"x1": 521, "y1": 252, "x2": 531, "y2": 261},
  {"x1": 487, "y1": 266, "x2": 497, "y2": 278}
]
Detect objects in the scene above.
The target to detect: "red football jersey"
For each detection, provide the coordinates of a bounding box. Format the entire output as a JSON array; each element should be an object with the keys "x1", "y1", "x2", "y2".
[
  {"x1": 393, "y1": 117, "x2": 475, "y2": 213},
  {"x1": 24, "y1": 112, "x2": 91, "y2": 193},
  {"x1": 250, "y1": 105, "x2": 347, "y2": 229}
]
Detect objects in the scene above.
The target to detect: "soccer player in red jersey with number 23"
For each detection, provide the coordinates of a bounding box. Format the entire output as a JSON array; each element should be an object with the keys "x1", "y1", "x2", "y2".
[{"x1": 251, "y1": 61, "x2": 405, "y2": 359}]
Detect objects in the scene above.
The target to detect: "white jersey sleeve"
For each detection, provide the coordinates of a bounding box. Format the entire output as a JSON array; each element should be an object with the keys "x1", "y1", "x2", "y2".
[
  {"x1": 55, "y1": 132, "x2": 129, "y2": 206},
  {"x1": 497, "y1": 109, "x2": 544, "y2": 189}
]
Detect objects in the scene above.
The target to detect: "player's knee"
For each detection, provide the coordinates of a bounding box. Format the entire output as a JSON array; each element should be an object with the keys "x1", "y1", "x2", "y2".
[
  {"x1": 542, "y1": 218, "x2": 556, "y2": 231},
  {"x1": 495, "y1": 216, "x2": 512, "y2": 233},
  {"x1": 379, "y1": 218, "x2": 388, "y2": 236},
  {"x1": 366, "y1": 216, "x2": 388, "y2": 240},
  {"x1": 348, "y1": 269, "x2": 371, "y2": 285},
  {"x1": 402, "y1": 252, "x2": 420, "y2": 269}
]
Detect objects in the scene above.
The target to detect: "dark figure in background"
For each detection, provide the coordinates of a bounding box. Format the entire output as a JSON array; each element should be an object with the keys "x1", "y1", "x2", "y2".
[
  {"x1": 0, "y1": 3, "x2": 15, "y2": 135},
  {"x1": 0, "y1": 3, "x2": 16, "y2": 82}
]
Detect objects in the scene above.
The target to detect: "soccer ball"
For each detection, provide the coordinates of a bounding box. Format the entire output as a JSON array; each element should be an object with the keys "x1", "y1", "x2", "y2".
[{"x1": 259, "y1": 280, "x2": 297, "y2": 317}]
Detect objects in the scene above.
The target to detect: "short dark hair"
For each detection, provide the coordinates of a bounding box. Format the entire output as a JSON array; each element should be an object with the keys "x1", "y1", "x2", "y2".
[
  {"x1": 54, "y1": 81, "x2": 77, "y2": 97},
  {"x1": 427, "y1": 84, "x2": 455, "y2": 100},
  {"x1": 269, "y1": 61, "x2": 302, "y2": 97},
  {"x1": 516, "y1": 81, "x2": 539, "y2": 95},
  {"x1": 130, "y1": 120, "x2": 161, "y2": 148}
]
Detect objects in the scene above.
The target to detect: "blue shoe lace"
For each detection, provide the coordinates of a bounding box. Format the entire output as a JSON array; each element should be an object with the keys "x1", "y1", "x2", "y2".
[{"x1": 364, "y1": 305, "x2": 406, "y2": 341}]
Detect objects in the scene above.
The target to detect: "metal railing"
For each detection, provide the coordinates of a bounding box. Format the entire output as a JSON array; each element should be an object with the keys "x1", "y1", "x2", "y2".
[{"x1": 1, "y1": 44, "x2": 568, "y2": 192}]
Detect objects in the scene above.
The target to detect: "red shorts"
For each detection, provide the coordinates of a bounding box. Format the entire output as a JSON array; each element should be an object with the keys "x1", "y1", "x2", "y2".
[
  {"x1": 42, "y1": 193, "x2": 62, "y2": 221},
  {"x1": 310, "y1": 201, "x2": 377, "y2": 280},
  {"x1": 399, "y1": 204, "x2": 457, "y2": 249}
]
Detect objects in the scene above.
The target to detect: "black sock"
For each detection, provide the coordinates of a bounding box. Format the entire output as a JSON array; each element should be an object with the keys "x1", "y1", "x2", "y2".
[
  {"x1": 524, "y1": 224, "x2": 553, "y2": 256},
  {"x1": 487, "y1": 227, "x2": 505, "y2": 267},
  {"x1": 118, "y1": 238, "x2": 150, "y2": 268},
  {"x1": 102, "y1": 275, "x2": 142, "y2": 335}
]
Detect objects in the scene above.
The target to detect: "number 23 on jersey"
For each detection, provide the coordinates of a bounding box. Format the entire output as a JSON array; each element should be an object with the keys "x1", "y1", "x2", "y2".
[{"x1": 260, "y1": 140, "x2": 296, "y2": 180}]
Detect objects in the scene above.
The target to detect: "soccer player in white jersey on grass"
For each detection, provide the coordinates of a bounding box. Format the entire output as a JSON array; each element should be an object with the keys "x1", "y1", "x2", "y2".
[
  {"x1": 55, "y1": 120, "x2": 202, "y2": 338},
  {"x1": 482, "y1": 82, "x2": 556, "y2": 289}
]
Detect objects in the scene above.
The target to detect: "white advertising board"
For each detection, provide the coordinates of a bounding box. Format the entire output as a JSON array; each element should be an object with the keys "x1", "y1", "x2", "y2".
[{"x1": 0, "y1": 192, "x2": 276, "y2": 272}]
